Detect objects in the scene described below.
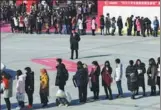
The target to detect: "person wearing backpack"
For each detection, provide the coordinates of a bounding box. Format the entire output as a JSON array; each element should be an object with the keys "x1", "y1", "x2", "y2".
[
  {"x1": 73, "y1": 61, "x2": 88, "y2": 103},
  {"x1": 55, "y1": 58, "x2": 69, "y2": 91}
]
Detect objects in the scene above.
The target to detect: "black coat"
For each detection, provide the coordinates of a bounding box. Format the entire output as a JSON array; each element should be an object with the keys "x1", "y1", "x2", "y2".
[
  {"x1": 147, "y1": 65, "x2": 157, "y2": 86},
  {"x1": 73, "y1": 68, "x2": 88, "y2": 87},
  {"x1": 100, "y1": 17, "x2": 105, "y2": 29},
  {"x1": 126, "y1": 65, "x2": 138, "y2": 91},
  {"x1": 70, "y1": 33, "x2": 80, "y2": 50},
  {"x1": 90, "y1": 66, "x2": 100, "y2": 92},
  {"x1": 25, "y1": 71, "x2": 34, "y2": 93},
  {"x1": 117, "y1": 18, "x2": 123, "y2": 29},
  {"x1": 55, "y1": 64, "x2": 68, "y2": 86},
  {"x1": 135, "y1": 63, "x2": 146, "y2": 87}
]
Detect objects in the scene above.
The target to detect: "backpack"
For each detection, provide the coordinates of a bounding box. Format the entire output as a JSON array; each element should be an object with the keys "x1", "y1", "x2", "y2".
[{"x1": 63, "y1": 68, "x2": 69, "y2": 81}]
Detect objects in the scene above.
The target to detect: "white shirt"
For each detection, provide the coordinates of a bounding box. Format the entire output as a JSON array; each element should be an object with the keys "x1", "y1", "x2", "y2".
[
  {"x1": 13, "y1": 17, "x2": 18, "y2": 26},
  {"x1": 114, "y1": 64, "x2": 123, "y2": 81}
]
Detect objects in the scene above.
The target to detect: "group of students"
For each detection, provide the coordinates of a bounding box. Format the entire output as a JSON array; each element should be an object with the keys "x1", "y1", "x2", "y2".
[
  {"x1": 99, "y1": 14, "x2": 160, "y2": 37},
  {"x1": 0, "y1": 57, "x2": 160, "y2": 110}
]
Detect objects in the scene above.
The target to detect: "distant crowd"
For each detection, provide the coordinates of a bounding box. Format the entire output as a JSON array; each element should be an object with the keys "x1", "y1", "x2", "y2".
[
  {"x1": 0, "y1": 57, "x2": 160, "y2": 110},
  {"x1": 0, "y1": 1, "x2": 160, "y2": 37}
]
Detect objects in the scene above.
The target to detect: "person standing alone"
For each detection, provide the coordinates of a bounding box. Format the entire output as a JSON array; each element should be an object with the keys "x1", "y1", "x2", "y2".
[{"x1": 70, "y1": 30, "x2": 81, "y2": 60}]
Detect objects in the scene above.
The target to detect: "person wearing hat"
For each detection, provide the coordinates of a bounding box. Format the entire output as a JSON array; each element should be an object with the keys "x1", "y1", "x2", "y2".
[
  {"x1": 70, "y1": 30, "x2": 81, "y2": 59},
  {"x1": 24, "y1": 67, "x2": 34, "y2": 109}
]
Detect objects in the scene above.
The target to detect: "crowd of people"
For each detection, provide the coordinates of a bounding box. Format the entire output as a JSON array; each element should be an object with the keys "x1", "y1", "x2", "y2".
[
  {"x1": 1, "y1": 1, "x2": 160, "y2": 37},
  {"x1": 0, "y1": 57, "x2": 160, "y2": 110}
]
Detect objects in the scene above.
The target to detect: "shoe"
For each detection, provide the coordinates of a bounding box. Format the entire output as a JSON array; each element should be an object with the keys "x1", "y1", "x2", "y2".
[
  {"x1": 42, "y1": 103, "x2": 48, "y2": 108},
  {"x1": 16, "y1": 107, "x2": 20, "y2": 110},
  {"x1": 70, "y1": 57, "x2": 73, "y2": 60},
  {"x1": 28, "y1": 105, "x2": 32, "y2": 109},
  {"x1": 65, "y1": 104, "x2": 69, "y2": 107},
  {"x1": 58, "y1": 104, "x2": 63, "y2": 107}
]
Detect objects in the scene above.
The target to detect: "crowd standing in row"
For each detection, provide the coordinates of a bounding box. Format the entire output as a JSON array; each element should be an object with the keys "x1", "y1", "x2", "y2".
[
  {"x1": 0, "y1": 57, "x2": 160, "y2": 110},
  {"x1": 1, "y1": 1, "x2": 159, "y2": 37}
]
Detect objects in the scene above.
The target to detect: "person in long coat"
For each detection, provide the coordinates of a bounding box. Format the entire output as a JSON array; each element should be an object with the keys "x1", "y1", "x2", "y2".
[
  {"x1": 55, "y1": 58, "x2": 68, "y2": 91},
  {"x1": 24, "y1": 67, "x2": 34, "y2": 108},
  {"x1": 40, "y1": 69, "x2": 49, "y2": 107},
  {"x1": 136, "y1": 16, "x2": 141, "y2": 36},
  {"x1": 73, "y1": 61, "x2": 88, "y2": 103},
  {"x1": 126, "y1": 60, "x2": 138, "y2": 99},
  {"x1": 105, "y1": 13, "x2": 111, "y2": 35},
  {"x1": 0, "y1": 72, "x2": 13, "y2": 110},
  {"x1": 134, "y1": 59, "x2": 146, "y2": 96},
  {"x1": 157, "y1": 57, "x2": 160, "y2": 94},
  {"x1": 100, "y1": 15, "x2": 105, "y2": 35},
  {"x1": 89, "y1": 61, "x2": 100, "y2": 100},
  {"x1": 70, "y1": 30, "x2": 81, "y2": 59},
  {"x1": 147, "y1": 58, "x2": 158, "y2": 96},
  {"x1": 101, "y1": 61, "x2": 113, "y2": 100},
  {"x1": 117, "y1": 16, "x2": 123, "y2": 36},
  {"x1": 91, "y1": 17, "x2": 96, "y2": 36}
]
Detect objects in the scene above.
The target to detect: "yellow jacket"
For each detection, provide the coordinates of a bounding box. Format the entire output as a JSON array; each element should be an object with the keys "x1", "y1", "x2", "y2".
[{"x1": 40, "y1": 74, "x2": 48, "y2": 89}]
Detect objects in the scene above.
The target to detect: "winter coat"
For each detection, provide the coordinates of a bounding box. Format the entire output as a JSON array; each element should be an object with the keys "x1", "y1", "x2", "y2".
[
  {"x1": 73, "y1": 68, "x2": 88, "y2": 87},
  {"x1": 70, "y1": 33, "x2": 80, "y2": 50},
  {"x1": 117, "y1": 18, "x2": 123, "y2": 29},
  {"x1": 78, "y1": 19, "x2": 83, "y2": 30},
  {"x1": 16, "y1": 74, "x2": 26, "y2": 94},
  {"x1": 105, "y1": 17, "x2": 111, "y2": 28},
  {"x1": 147, "y1": 65, "x2": 157, "y2": 86},
  {"x1": 114, "y1": 64, "x2": 123, "y2": 81},
  {"x1": 25, "y1": 71, "x2": 34, "y2": 94},
  {"x1": 126, "y1": 65, "x2": 138, "y2": 91},
  {"x1": 1, "y1": 78, "x2": 13, "y2": 98},
  {"x1": 153, "y1": 19, "x2": 159, "y2": 29},
  {"x1": 135, "y1": 63, "x2": 146, "y2": 87},
  {"x1": 136, "y1": 19, "x2": 141, "y2": 31},
  {"x1": 91, "y1": 19, "x2": 96, "y2": 30},
  {"x1": 100, "y1": 17, "x2": 105, "y2": 29},
  {"x1": 101, "y1": 67, "x2": 112, "y2": 87},
  {"x1": 55, "y1": 64, "x2": 68, "y2": 86},
  {"x1": 40, "y1": 73, "x2": 49, "y2": 96},
  {"x1": 89, "y1": 66, "x2": 100, "y2": 92}
]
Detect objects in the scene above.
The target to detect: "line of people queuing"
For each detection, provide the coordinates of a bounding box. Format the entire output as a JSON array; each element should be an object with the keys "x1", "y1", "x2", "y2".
[
  {"x1": 99, "y1": 14, "x2": 160, "y2": 37},
  {"x1": 0, "y1": 57, "x2": 160, "y2": 110}
]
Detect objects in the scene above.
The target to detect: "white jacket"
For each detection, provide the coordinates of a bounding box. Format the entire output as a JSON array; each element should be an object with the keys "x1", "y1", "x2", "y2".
[
  {"x1": 114, "y1": 64, "x2": 123, "y2": 81},
  {"x1": 16, "y1": 74, "x2": 26, "y2": 94},
  {"x1": 78, "y1": 19, "x2": 83, "y2": 30}
]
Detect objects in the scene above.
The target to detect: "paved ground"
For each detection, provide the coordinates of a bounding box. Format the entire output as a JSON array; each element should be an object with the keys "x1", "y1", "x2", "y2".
[{"x1": 1, "y1": 33, "x2": 160, "y2": 110}]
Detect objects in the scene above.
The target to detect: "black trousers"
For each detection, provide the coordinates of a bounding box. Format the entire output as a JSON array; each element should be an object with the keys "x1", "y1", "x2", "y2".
[
  {"x1": 118, "y1": 27, "x2": 122, "y2": 35},
  {"x1": 151, "y1": 86, "x2": 156, "y2": 95},
  {"x1": 18, "y1": 101, "x2": 25, "y2": 108},
  {"x1": 104, "y1": 86, "x2": 112, "y2": 99},
  {"x1": 137, "y1": 31, "x2": 140, "y2": 36},
  {"x1": 4, "y1": 98, "x2": 11, "y2": 110},
  {"x1": 105, "y1": 27, "x2": 110, "y2": 35},
  {"x1": 111, "y1": 28, "x2": 116, "y2": 35},
  {"x1": 59, "y1": 85, "x2": 65, "y2": 91},
  {"x1": 137, "y1": 84, "x2": 145, "y2": 95},
  {"x1": 40, "y1": 92, "x2": 48, "y2": 104},
  {"x1": 71, "y1": 49, "x2": 78, "y2": 59},
  {"x1": 78, "y1": 85, "x2": 87, "y2": 102},
  {"x1": 92, "y1": 29, "x2": 95, "y2": 36},
  {"x1": 27, "y1": 92, "x2": 33, "y2": 106}
]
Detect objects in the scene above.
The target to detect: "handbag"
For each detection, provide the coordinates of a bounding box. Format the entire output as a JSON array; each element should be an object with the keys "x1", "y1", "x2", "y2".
[{"x1": 88, "y1": 78, "x2": 92, "y2": 89}]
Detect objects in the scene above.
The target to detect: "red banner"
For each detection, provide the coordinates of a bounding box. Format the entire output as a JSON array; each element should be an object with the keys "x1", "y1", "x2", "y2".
[{"x1": 103, "y1": 1, "x2": 160, "y2": 6}]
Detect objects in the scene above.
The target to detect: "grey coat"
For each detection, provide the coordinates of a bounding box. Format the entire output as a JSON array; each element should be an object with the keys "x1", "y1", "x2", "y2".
[{"x1": 147, "y1": 65, "x2": 157, "y2": 86}]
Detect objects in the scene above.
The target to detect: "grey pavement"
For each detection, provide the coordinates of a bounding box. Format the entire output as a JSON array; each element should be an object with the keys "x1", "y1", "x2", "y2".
[{"x1": 1, "y1": 33, "x2": 160, "y2": 110}]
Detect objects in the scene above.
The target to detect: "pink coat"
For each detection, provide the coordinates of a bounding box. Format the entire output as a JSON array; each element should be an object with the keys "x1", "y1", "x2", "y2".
[{"x1": 136, "y1": 19, "x2": 141, "y2": 31}]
